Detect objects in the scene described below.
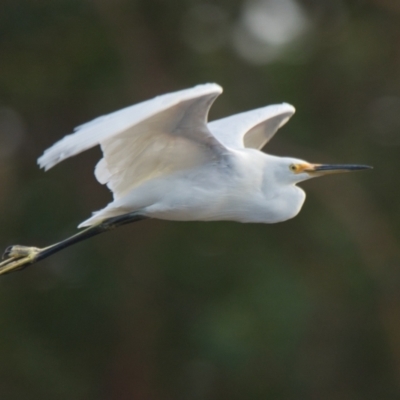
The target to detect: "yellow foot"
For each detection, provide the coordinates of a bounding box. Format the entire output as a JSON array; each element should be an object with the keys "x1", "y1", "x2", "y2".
[{"x1": 0, "y1": 245, "x2": 41, "y2": 275}]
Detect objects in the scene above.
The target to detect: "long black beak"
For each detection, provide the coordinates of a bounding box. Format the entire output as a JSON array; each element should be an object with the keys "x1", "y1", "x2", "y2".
[{"x1": 305, "y1": 164, "x2": 373, "y2": 175}]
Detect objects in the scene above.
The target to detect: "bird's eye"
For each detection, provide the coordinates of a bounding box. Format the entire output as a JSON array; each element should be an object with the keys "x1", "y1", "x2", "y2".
[{"x1": 289, "y1": 164, "x2": 298, "y2": 172}]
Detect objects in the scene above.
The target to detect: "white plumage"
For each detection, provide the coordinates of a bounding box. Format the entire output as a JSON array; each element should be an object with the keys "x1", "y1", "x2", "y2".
[{"x1": 37, "y1": 83, "x2": 367, "y2": 228}]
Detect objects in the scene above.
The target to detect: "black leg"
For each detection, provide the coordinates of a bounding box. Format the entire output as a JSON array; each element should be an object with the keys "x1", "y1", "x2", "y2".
[{"x1": 0, "y1": 212, "x2": 148, "y2": 275}]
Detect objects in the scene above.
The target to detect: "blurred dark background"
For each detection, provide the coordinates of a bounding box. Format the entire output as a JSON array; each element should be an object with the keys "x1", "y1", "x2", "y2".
[{"x1": 0, "y1": 0, "x2": 399, "y2": 399}]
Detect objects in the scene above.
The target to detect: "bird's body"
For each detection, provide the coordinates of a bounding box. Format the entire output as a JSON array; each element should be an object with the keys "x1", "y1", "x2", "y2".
[
  {"x1": 102, "y1": 150, "x2": 306, "y2": 224},
  {"x1": 0, "y1": 83, "x2": 371, "y2": 275},
  {"x1": 38, "y1": 83, "x2": 308, "y2": 226}
]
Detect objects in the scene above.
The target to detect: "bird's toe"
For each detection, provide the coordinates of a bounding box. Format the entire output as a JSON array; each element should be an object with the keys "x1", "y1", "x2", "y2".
[{"x1": 2, "y1": 245, "x2": 14, "y2": 260}]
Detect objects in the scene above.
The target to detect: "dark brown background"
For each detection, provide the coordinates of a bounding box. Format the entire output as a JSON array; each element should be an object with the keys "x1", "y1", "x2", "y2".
[{"x1": 0, "y1": 0, "x2": 399, "y2": 399}]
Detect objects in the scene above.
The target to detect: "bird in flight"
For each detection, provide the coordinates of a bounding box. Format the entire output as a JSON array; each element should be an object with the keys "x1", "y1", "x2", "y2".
[{"x1": 0, "y1": 83, "x2": 371, "y2": 275}]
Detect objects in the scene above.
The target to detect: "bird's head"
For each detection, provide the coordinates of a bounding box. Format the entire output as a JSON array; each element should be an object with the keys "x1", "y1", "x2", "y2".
[{"x1": 273, "y1": 157, "x2": 372, "y2": 185}]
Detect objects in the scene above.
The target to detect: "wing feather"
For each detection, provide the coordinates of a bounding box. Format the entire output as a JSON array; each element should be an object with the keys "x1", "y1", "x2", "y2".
[
  {"x1": 38, "y1": 84, "x2": 226, "y2": 199},
  {"x1": 208, "y1": 103, "x2": 295, "y2": 150},
  {"x1": 38, "y1": 83, "x2": 224, "y2": 170}
]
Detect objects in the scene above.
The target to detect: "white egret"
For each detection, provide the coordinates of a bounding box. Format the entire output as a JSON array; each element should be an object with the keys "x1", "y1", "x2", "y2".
[{"x1": 0, "y1": 83, "x2": 371, "y2": 275}]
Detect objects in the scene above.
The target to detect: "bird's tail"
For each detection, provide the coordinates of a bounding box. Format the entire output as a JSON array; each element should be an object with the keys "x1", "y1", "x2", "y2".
[{"x1": 78, "y1": 207, "x2": 130, "y2": 228}]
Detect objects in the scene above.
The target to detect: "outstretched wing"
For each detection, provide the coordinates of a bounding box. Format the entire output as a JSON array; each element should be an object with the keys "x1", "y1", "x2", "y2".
[
  {"x1": 208, "y1": 103, "x2": 295, "y2": 150},
  {"x1": 38, "y1": 84, "x2": 227, "y2": 200}
]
